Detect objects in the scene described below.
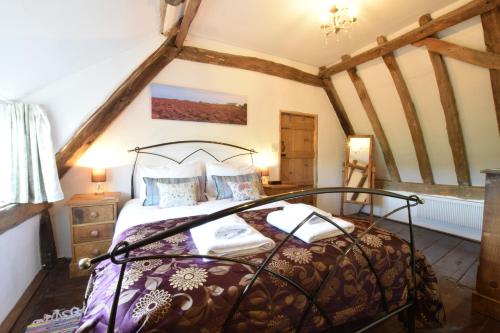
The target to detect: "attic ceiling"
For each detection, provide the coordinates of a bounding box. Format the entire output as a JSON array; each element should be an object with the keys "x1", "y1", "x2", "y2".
[
  {"x1": 0, "y1": 0, "x2": 160, "y2": 99},
  {"x1": 189, "y1": 0, "x2": 459, "y2": 66},
  {"x1": 1, "y1": 0, "x2": 460, "y2": 100}
]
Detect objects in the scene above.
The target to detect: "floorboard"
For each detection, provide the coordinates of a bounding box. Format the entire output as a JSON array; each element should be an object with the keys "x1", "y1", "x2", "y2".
[
  {"x1": 9, "y1": 222, "x2": 500, "y2": 333},
  {"x1": 432, "y1": 240, "x2": 480, "y2": 281}
]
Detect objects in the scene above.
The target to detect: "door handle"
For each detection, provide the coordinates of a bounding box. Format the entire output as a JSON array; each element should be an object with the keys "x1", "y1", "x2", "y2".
[{"x1": 281, "y1": 141, "x2": 286, "y2": 156}]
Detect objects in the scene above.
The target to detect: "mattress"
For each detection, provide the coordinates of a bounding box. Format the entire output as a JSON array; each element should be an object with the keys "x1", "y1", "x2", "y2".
[{"x1": 114, "y1": 197, "x2": 288, "y2": 237}]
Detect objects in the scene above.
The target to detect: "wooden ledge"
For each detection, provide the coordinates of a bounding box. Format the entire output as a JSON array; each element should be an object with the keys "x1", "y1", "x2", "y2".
[
  {"x1": 375, "y1": 179, "x2": 485, "y2": 200},
  {"x1": 0, "y1": 202, "x2": 51, "y2": 235}
]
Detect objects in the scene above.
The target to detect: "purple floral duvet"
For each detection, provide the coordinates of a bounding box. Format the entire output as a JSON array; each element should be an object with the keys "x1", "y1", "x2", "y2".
[{"x1": 77, "y1": 208, "x2": 445, "y2": 332}]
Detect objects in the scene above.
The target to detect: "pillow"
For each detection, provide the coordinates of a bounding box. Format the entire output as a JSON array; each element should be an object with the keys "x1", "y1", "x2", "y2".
[
  {"x1": 137, "y1": 162, "x2": 205, "y2": 201},
  {"x1": 227, "y1": 181, "x2": 261, "y2": 201},
  {"x1": 143, "y1": 176, "x2": 206, "y2": 206},
  {"x1": 157, "y1": 181, "x2": 198, "y2": 208},
  {"x1": 212, "y1": 173, "x2": 264, "y2": 200},
  {"x1": 206, "y1": 162, "x2": 258, "y2": 197}
]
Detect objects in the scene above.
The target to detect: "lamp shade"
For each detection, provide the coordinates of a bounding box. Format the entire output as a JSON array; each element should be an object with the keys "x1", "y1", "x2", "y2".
[
  {"x1": 259, "y1": 166, "x2": 269, "y2": 177},
  {"x1": 91, "y1": 168, "x2": 106, "y2": 183}
]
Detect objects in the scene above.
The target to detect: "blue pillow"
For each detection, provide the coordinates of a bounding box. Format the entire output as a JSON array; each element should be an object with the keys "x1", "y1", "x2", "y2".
[
  {"x1": 212, "y1": 173, "x2": 264, "y2": 200},
  {"x1": 143, "y1": 176, "x2": 206, "y2": 206}
]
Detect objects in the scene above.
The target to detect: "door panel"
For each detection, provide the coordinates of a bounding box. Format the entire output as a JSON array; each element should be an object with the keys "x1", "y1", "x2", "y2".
[
  {"x1": 281, "y1": 113, "x2": 315, "y2": 130},
  {"x1": 281, "y1": 158, "x2": 314, "y2": 185},
  {"x1": 281, "y1": 129, "x2": 314, "y2": 158},
  {"x1": 280, "y1": 112, "x2": 316, "y2": 196}
]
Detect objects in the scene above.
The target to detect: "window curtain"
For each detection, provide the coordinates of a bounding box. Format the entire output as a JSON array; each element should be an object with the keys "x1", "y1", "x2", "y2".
[{"x1": 0, "y1": 102, "x2": 64, "y2": 203}]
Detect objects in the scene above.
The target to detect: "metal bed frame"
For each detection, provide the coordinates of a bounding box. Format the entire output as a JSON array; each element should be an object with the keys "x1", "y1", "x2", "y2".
[{"x1": 78, "y1": 140, "x2": 423, "y2": 333}]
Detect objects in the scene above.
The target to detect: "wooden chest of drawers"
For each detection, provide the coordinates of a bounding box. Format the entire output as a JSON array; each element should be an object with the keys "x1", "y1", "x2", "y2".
[{"x1": 66, "y1": 192, "x2": 120, "y2": 278}]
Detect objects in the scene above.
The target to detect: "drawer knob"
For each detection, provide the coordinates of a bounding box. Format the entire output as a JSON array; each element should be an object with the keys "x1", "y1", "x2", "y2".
[
  {"x1": 92, "y1": 248, "x2": 101, "y2": 256},
  {"x1": 90, "y1": 211, "x2": 99, "y2": 219},
  {"x1": 90, "y1": 230, "x2": 100, "y2": 237}
]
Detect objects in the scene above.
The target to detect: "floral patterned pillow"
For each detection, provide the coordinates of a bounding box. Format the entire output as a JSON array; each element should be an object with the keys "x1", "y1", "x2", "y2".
[
  {"x1": 226, "y1": 181, "x2": 261, "y2": 201},
  {"x1": 157, "y1": 181, "x2": 198, "y2": 208}
]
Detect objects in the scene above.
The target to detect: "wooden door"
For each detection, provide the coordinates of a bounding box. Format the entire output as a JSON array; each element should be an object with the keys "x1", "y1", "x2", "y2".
[{"x1": 280, "y1": 112, "x2": 317, "y2": 204}]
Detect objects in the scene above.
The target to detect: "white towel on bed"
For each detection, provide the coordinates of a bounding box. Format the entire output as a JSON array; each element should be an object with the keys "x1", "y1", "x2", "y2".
[
  {"x1": 267, "y1": 204, "x2": 355, "y2": 243},
  {"x1": 190, "y1": 214, "x2": 275, "y2": 257}
]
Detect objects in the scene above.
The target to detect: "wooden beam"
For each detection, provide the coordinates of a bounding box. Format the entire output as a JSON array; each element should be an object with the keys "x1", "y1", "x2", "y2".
[
  {"x1": 177, "y1": 46, "x2": 324, "y2": 87},
  {"x1": 175, "y1": 0, "x2": 202, "y2": 48},
  {"x1": 319, "y1": 0, "x2": 499, "y2": 78},
  {"x1": 56, "y1": 32, "x2": 181, "y2": 177},
  {"x1": 420, "y1": 14, "x2": 471, "y2": 186},
  {"x1": 343, "y1": 55, "x2": 401, "y2": 182},
  {"x1": 321, "y1": 77, "x2": 355, "y2": 136},
  {"x1": 377, "y1": 35, "x2": 434, "y2": 184},
  {"x1": 0, "y1": 203, "x2": 51, "y2": 235},
  {"x1": 414, "y1": 37, "x2": 500, "y2": 69},
  {"x1": 375, "y1": 179, "x2": 485, "y2": 200},
  {"x1": 159, "y1": 0, "x2": 167, "y2": 35},
  {"x1": 481, "y1": 7, "x2": 500, "y2": 134},
  {"x1": 166, "y1": 0, "x2": 185, "y2": 5}
]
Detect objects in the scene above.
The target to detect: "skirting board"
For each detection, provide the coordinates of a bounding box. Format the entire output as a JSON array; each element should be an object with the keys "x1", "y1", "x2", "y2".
[{"x1": 0, "y1": 269, "x2": 48, "y2": 333}]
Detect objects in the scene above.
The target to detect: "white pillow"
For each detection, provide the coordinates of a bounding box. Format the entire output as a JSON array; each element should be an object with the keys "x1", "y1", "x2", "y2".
[
  {"x1": 137, "y1": 162, "x2": 204, "y2": 201},
  {"x1": 205, "y1": 162, "x2": 257, "y2": 197}
]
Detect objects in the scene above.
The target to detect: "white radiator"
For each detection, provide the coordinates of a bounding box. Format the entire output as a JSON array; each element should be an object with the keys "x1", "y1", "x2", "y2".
[
  {"x1": 370, "y1": 193, "x2": 484, "y2": 241},
  {"x1": 416, "y1": 195, "x2": 483, "y2": 230}
]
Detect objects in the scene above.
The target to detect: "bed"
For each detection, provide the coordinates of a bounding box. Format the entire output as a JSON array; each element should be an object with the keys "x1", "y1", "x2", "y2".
[{"x1": 76, "y1": 141, "x2": 445, "y2": 333}]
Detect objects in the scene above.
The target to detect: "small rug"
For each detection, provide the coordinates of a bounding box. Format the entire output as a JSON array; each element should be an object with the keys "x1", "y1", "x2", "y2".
[{"x1": 25, "y1": 307, "x2": 82, "y2": 333}]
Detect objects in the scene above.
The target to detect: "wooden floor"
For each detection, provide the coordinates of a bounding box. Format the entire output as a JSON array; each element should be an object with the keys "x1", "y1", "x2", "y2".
[{"x1": 9, "y1": 221, "x2": 500, "y2": 333}]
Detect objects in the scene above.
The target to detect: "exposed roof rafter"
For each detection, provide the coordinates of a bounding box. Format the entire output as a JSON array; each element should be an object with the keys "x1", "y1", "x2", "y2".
[
  {"x1": 177, "y1": 46, "x2": 324, "y2": 87},
  {"x1": 176, "y1": 0, "x2": 202, "y2": 48},
  {"x1": 319, "y1": 0, "x2": 499, "y2": 78}
]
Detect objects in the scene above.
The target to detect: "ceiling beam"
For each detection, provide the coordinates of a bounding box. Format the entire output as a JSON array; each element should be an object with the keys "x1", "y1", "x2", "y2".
[
  {"x1": 481, "y1": 7, "x2": 500, "y2": 134},
  {"x1": 175, "y1": 0, "x2": 202, "y2": 48},
  {"x1": 56, "y1": 31, "x2": 182, "y2": 177},
  {"x1": 375, "y1": 179, "x2": 484, "y2": 200},
  {"x1": 321, "y1": 76, "x2": 355, "y2": 136},
  {"x1": 414, "y1": 37, "x2": 500, "y2": 69},
  {"x1": 319, "y1": 0, "x2": 499, "y2": 78},
  {"x1": 342, "y1": 55, "x2": 401, "y2": 182},
  {"x1": 159, "y1": 1, "x2": 167, "y2": 35},
  {"x1": 419, "y1": 14, "x2": 471, "y2": 186},
  {"x1": 377, "y1": 36, "x2": 434, "y2": 184},
  {"x1": 177, "y1": 46, "x2": 324, "y2": 87}
]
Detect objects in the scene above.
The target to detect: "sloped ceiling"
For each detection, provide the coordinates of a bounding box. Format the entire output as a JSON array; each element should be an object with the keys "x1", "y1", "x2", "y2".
[
  {"x1": 0, "y1": 0, "x2": 161, "y2": 99},
  {"x1": 1, "y1": 0, "x2": 459, "y2": 100},
  {"x1": 189, "y1": 0, "x2": 458, "y2": 66}
]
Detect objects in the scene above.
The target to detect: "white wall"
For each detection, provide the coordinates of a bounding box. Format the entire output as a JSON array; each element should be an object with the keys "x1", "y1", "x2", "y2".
[
  {"x1": 30, "y1": 39, "x2": 346, "y2": 258},
  {"x1": 0, "y1": 215, "x2": 41, "y2": 323},
  {"x1": 331, "y1": 1, "x2": 500, "y2": 187}
]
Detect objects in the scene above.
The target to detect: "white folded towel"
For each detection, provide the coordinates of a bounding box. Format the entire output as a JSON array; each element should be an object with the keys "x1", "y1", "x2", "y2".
[
  {"x1": 282, "y1": 203, "x2": 335, "y2": 225},
  {"x1": 190, "y1": 214, "x2": 275, "y2": 257},
  {"x1": 267, "y1": 204, "x2": 355, "y2": 243}
]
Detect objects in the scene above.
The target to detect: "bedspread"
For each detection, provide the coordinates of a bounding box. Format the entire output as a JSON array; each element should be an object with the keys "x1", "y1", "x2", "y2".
[{"x1": 77, "y1": 208, "x2": 445, "y2": 332}]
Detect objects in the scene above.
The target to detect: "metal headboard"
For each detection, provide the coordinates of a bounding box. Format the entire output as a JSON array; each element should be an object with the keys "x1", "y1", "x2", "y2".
[{"x1": 128, "y1": 140, "x2": 257, "y2": 198}]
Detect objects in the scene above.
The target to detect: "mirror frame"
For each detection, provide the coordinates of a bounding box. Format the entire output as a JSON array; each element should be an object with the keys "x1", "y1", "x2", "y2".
[{"x1": 341, "y1": 134, "x2": 375, "y2": 216}]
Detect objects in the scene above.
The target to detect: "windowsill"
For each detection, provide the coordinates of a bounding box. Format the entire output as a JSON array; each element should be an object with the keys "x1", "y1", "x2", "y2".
[{"x1": 0, "y1": 202, "x2": 52, "y2": 235}]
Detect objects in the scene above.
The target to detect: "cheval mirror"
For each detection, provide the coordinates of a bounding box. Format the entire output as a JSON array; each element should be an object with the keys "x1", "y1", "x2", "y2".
[{"x1": 340, "y1": 135, "x2": 375, "y2": 218}]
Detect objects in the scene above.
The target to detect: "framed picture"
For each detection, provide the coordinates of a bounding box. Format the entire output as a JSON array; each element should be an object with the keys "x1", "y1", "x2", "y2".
[{"x1": 151, "y1": 83, "x2": 247, "y2": 125}]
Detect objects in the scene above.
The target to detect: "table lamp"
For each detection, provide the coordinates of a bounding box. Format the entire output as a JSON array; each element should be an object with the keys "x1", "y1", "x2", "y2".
[{"x1": 91, "y1": 168, "x2": 106, "y2": 195}]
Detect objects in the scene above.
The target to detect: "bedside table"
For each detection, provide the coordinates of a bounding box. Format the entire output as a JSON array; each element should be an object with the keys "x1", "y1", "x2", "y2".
[
  {"x1": 66, "y1": 192, "x2": 120, "y2": 278},
  {"x1": 262, "y1": 183, "x2": 315, "y2": 205}
]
